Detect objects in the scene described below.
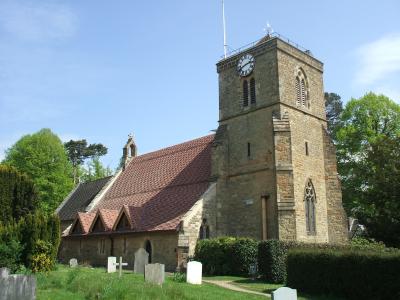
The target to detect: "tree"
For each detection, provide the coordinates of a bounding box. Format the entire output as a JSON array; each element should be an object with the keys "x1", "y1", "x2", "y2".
[
  {"x1": 3, "y1": 129, "x2": 73, "y2": 215},
  {"x1": 355, "y1": 135, "x2": 400, "y2": 247},
  {"x1": 335, "y1": 92, "x2": 400, "y2": 246},
  {"x1": 64, "y1": 139, "x2": 108, "y2": 184},
  {"x1": 324, "y1": 92, "x2": 343, "y2": 141},
  {"x1": 81, "y1": 156, "x2": 113, "y2": 182},
  {"x1": 0, "y1": 165, "x2": 38, "y2": 224}
]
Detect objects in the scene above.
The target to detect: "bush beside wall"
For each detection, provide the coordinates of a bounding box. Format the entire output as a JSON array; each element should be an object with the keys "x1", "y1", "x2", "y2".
[
  {"x1": 194, "y1": 237, "x2": 257, "y2": 276},
  {"x1": 258, "y1": 240, "x2": 289, "y2": 283},
  {"x1": 287, "y1": 249, "x2": 400, "y2": 300}
]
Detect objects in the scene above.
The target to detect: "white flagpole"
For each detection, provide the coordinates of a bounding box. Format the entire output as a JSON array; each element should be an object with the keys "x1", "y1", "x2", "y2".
[{"x1": 222, "y1": 0, "x2": 227, "y2": 58}]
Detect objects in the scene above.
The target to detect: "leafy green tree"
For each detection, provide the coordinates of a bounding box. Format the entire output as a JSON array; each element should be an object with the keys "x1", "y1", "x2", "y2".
[
  {"x1": 64, "y1": 139, "x2": 108, "y2": 184},
  {"x1": 324, "y1": 92, "x2": 343, "y2": 141},
  {"x1": 336, "y1": 93, "x2": 400, "y2": 246},
  {"x1": 3, "y1": 129, "x2": 73, "y2": 215},
  {"x1": 0, "y1": 165, "x2": 38, "y2": 224},
  {"x1": 81, "y1": 156, "x2": 113, "y2": 182},
  {"x1": 352, "y1": 135, "x2": 400, "y2": 247}
]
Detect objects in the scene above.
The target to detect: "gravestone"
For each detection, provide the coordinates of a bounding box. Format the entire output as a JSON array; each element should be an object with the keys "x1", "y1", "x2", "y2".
[
  {"x1": 0, "y1": 269, "x2": 36, "y2": 300},
  {"x1": 144, "y1": 263, "x2": 165, "y2": 285},
  {"x1": 0, "y1": 267, "x2": 10, "y2": 279},
  {"x1": 272, "y1": 287, "x2": 297, "y2": 300},
  {"x1": 107, "y1": 256, "x2": 117, "y2": 273},
  {"x1": 114, "y1": 257, "x2": 128, "y2": 278},
  {"x1": 134, "y1": 248, "x2": 149, "y2": 274},
  {"x1": 69, "y1": 258, "x2": 78, "y2": 268},
  {"x1": 186, "y1": 261, "x2": 202, "y2": 285}
]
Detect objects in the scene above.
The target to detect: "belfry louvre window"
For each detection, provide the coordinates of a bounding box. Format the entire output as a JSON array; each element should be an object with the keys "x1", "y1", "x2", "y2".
[
  {"x1": 243, "y1": 80, "x2": 249, "y2": 107},
  {"x1": 250, "y1": 78, "x2": 256, "y2": 104},
  {"x1": 304, "y1": 179, "x2": 316, "y2": 234},
  {"x1": 295, "y1": 69, "x2": 309, "y2": 108}
]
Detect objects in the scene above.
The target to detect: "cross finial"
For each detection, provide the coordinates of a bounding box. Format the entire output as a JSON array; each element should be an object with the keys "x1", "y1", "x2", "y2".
[
  {"x1": 128, "y1": 132, "x2": 134, "y2": 140},
  {"x1": 263, "y1": 22, "x2": 274, "y2": 36}
]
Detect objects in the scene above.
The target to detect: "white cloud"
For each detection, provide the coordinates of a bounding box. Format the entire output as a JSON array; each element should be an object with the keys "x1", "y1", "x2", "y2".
[
  {"x1": 0, "y1": 1, "x2": 77, "y2": 41},
  {"x1": 355, "y1": 34, "x2": 400, "y2": 86}
]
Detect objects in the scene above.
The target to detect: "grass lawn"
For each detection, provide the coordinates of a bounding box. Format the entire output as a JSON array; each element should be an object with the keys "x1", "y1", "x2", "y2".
[
  {"x1": 204, "y1": 276, "x2": 344, "y2": 300},
  {"x1": 36, "y1": 265, "x2": 265, "y2": 300}
]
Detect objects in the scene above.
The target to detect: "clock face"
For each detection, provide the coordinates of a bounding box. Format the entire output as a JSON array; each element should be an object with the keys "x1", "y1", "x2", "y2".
[{"x1": 237, "y1": 54, "x2": 255, "y2": 77}]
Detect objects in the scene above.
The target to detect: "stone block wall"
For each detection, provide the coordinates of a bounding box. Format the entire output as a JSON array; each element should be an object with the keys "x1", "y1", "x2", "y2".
[{"x1": 59, "y1": 231, "x2": 178, "y2": 271}]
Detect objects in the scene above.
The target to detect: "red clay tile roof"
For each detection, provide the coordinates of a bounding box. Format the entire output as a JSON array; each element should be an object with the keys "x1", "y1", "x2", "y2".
[
  {"x1": 70, "y1": 134, "x2": 214, "y2": 234},
  {"x1": 98, "y1": 209, "x2": 119, "y2": 231},
  {"x1": 71, "y1": 212, "x2": 96, "y2": 234}
]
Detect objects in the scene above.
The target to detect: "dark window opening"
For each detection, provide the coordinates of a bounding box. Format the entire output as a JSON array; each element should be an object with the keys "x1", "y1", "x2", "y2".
[
  {"x1": 199, "y1": 219, "x2": 210, "y2": 240},
  {"x1": 123, "y1": 238, "x2": 127, "y2": 254},
  {"x1": 247, "y1": 142, "x2": 251, "y2": 158},
  {"x1": 92, "y1": 217, "x2": 105, "y2": 232},
  {"x1": 145, "y1": 240, "x2": 152, "y2": 263},
  {"x1": 243, "y1": 80, "x2": 249, "y2": 107},
  {"x1": 71, "y1": 221, "x2": 83, "y2": 234},
  {"x1": 250, "y1": 78, "x2": 256, "y2": 104},
  {"x1": 99, "y1": 239, "x2": 106, "y2": 254},
  {"x1": 116, "y1": 214, "x2": 130, "y2": 231},
  {"x1": 305, "y1": 142, "x2": 309, "y2": 156}
]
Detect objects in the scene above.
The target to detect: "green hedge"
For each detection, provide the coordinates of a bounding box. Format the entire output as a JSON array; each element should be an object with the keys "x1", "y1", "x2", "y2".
[
  {"x1": 287, "y1": 249, "x2": 400, "y2": 300},
  {"x1": 194, "y1": 237, "x2": 257, "y2": 275},
  {"x1": 258, "y1": 240, "x2": 289, "y2": 283}
]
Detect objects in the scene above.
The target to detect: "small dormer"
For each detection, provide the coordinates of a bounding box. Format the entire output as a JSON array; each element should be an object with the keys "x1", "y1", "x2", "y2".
[{"x1": 122, "y1": 133, "x2": 137, "y2": 170}]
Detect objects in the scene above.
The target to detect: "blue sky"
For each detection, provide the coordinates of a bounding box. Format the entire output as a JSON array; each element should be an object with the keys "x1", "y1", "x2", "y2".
[{"x1": 0, "y1": 0, "x2": 399, "y2": 168}]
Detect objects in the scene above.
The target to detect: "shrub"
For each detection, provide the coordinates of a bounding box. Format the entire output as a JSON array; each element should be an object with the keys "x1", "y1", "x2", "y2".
[
  {"x1": 194, "y1": 237, "x2": 257, "y2": 276},
  {"x1": 0, "y1": 237, "x2": 23, "y2": 272},
  {"x1": 172, "y1": 272, "x2": 186, "y2": 282},
  {"x1": 231, "y1": 238, "x2": 258, "y2": 275},
  {"x1": 287, "y1": 249, "x2": 400, "y2": 300},
  {"x1": 258, "y1": 240, "x2": 289, "y2": 283}
]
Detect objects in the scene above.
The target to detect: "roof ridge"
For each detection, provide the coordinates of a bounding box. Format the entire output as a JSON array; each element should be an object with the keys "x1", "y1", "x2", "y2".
[
  {"x1": 81, "y1": 176, "x2": 113, "y2": 185},
  {"x1": 130, "y1": 134, "x2": 214, "y2": 165}
]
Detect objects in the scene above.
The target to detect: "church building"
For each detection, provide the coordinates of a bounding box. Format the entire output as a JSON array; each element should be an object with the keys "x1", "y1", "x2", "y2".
[{"x1": 57, "y1": 33, "x2": 348, "y2": 271}]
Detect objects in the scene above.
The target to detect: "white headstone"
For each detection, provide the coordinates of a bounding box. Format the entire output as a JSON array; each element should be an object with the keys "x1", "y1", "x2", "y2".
[
  {"x1": 186, "y1": 261, "x2": 202, "y2": 285},
  {"x1": 69, "y1": 258, "x2": 78, "y2": 268},
  {"x1": 107, "y1": 257, "x2": 116, "y2": 273},
  {"x1": 272, "y1": 287, "x2": 297, "y2": 300},
  {"x1": 145, "y1": 263, "x2": 165, "y2": 285},
  {"x1": 0, "y1": 267, "x2": 10, "y2": 279},
  {"x1": 134, "y1": 248, "x2": 149, "y2": 274}
]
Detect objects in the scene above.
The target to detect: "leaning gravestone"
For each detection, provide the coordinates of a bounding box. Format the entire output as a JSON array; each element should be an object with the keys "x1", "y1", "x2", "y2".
[
  {"x1": 134, "y1": 248, "x2": 149, "y2": 274},
  {"x1": 186, "y1": 261, "x2": 202, "y2": 285},
  {"x1": 107, "y1": 256, "x2": 117, "y2": 273},
  {"x1": 144, "y1": 263, "x2": 165, "y2": 285},
  {"x1": 272, "y1": 287, "x2": 297, "y2": 300},
  {"x1": 0, "y1": 268, "x2": 36, "y2": 300},
  {"x1": 69, "y1": 258, "x2": 78, "y2": 268}
]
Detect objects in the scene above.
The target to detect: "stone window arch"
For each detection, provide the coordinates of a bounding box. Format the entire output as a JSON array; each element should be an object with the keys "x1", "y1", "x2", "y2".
[
  {"x1": 295, "y1": 68, "x2": 309, "y2": 108},
  {"x1": 145, "y1": 240, "x2": 152, "y2": 263},
  {"x1": 199, "y1": 218, "x2": 210, "y2": 240},
  {"x1": 304, "y1": 179, "x2": 316, "y2": 234}
]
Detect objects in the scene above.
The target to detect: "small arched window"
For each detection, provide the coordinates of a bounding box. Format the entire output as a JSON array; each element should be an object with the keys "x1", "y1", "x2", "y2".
[
  {"x1": 295, "y1": 69, "x2": 309, "y2": 108},
  {"x1": 199, "y1": 218, "x2": 210, "y2": 240},
  {"x1": 145, "y1": 240, "x2": 152, "y2": 263},
  {"x1": 304, "y1": 179, "x2": 316, "y2": 234},
  {"x1": 250, "y1": 78, "x2": 256, "y2": 104},
  {"x1": 243, "y1": 80, "x2": 249, "y2": 107}
]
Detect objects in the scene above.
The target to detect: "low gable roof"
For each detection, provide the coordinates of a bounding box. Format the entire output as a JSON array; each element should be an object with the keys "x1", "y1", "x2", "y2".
[{"x1": 57, "y1": 177, "x2": 112, "y2": 221}]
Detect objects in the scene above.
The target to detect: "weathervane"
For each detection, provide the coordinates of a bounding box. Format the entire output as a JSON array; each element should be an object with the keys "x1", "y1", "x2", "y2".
[
  {"x1": 263, "y1": 22, "x2": 274, "y2": 36},
  {"x1": 222, "y1": 0, "x2": 228, "y2": 58}
]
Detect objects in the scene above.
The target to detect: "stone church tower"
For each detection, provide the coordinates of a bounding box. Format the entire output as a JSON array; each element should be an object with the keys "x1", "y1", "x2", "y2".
[{"x1": 209, "y1": 35, "x2": 348, "y2": 244}]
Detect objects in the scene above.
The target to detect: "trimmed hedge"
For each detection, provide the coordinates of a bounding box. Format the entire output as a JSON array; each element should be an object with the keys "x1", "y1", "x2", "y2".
[
  {"x1": 258, "y1": 240, "x2": 289, "y2": 283},
  {"x1": 287, "y1": 249, "x2": 400, "y2": 300},
  {"x1": 194, "y1": 237, "x2": 257, "y2": 276}
]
